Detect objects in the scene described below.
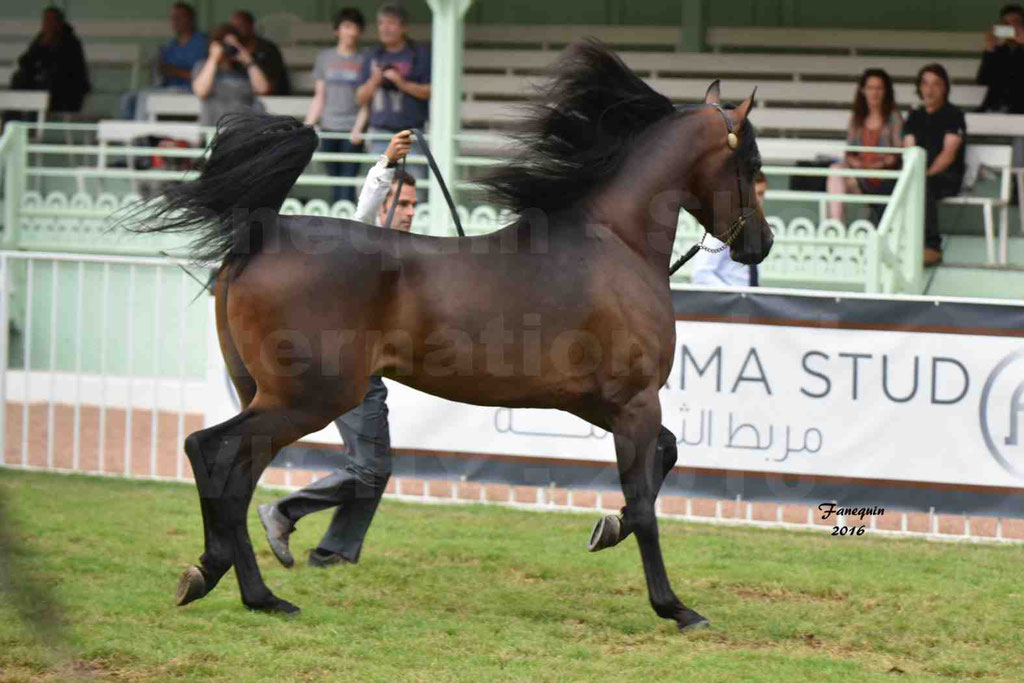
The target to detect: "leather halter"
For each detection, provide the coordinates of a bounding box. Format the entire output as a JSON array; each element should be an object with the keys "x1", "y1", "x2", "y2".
[{"x1": 668, "y1": 104, "x2": 757, "y2": 276}]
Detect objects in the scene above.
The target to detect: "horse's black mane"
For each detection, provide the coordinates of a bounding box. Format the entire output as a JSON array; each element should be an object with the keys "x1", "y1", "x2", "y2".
[{"x1": 481, "y1": 39, "x2": 676, "y2": 216}]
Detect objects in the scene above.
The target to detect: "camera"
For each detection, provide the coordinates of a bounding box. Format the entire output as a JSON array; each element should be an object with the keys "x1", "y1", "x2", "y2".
[
  {"x1": 993, "y1": 24, "x2": 1016, "y2": 40},
  {"x1": 381, "y1": 63, "x2": 398, "y2": 91}
]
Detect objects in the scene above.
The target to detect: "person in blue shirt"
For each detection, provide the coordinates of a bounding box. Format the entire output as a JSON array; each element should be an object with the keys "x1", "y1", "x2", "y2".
[
  {"x1": 119, "y1": 2, "x2": 208, "y2": 120},
  {"x1": 354, "y1": 3, "x2": 431, "y2": 185},
  {"x1": 690, "y1": 171, "x2": 768, "y2": 287}
]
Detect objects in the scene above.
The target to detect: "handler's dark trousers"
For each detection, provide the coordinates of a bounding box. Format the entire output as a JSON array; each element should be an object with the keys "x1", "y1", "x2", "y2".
[
  {"x1": 274, "y1": 377, "x2": 392, "y2": 563},
  {"x1": 924, "y1": 172, "x2": 962, "y2": 251}
]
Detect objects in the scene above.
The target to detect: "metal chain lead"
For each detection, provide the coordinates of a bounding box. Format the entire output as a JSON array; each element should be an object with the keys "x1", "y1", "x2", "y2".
[{"x1": 697, "y1": 213, "x2": 746, "y2": 253}]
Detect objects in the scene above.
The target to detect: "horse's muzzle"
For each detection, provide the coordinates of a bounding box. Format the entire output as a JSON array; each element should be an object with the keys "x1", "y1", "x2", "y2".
[{"x1": 730, "y1": 219, "x2": 773, "y2": 265}]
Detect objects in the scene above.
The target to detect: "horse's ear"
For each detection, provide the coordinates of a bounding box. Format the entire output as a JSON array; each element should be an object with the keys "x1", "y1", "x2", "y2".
[
  {"x1": 704, "y1": 80, "x2": 721, "y2": 105},
  {"x1": 737, "y1": 86, "x2": 757, "y2": 125}
]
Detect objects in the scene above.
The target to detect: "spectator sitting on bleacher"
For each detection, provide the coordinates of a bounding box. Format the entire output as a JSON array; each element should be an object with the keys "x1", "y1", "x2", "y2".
[
  {"x1": 978, "y1": 4, "x2": 1024, "y2": 172},
  {"x1": 828, "y1": 69, "x2": 903, "y2": 223},
  {"x1": 690, "y1": 171, "x2": 767, "y2": 287},
  {"x1": 305, "y1": 8, "x2": 370, "y2": 205},
  {"x1": 355, "y1": 3, "x2": 431, "y2": 186},
  {"x1": 229, "y1": 10, "x2": 291, "y2": 96},
  {"x1": 9, "y1": 6, "x2": 90, "y2": 114},
  {"x1": 903, "y1": 63, "x2": 966, "y2": 268},
  {"x1": 119, "y1": 2, "x2": 208, "y2": 121},
  {"x1": 191, "y1": 24, "x2": 269, "y2": 127}
]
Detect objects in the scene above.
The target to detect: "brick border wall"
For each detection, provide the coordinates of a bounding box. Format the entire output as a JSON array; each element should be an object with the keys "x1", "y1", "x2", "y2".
[
  {"x1": 5, "y1": 463, "x2": 1021, "y2": 543},
  {"x1": 259, "y1": 468, "x2": 1024, "y2": 544},
  {"x1": 2, "y1": 396, "x2": 1019, "y2": 544}
]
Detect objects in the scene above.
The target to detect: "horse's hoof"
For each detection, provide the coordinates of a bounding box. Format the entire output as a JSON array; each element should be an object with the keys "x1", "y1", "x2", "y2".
[
  {"x1": 175, "y1": 565, "x2": 207, "y2": 606},
  {"x1": 676, "y1": 609, "x2": 710, "y2": 633},
  {"x1": 244, "y1": 595, "x2": 301, "y2": 616},
  {"x1": 588, "y1": 514, "x2": 622, "y2": 552}
]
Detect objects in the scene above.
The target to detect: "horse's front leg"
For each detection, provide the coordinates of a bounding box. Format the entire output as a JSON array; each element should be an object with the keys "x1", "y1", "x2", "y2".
[
  {"x1": 588, "y1": 424, "x2": 677, "y2": 552},
  {"x1": 608, "y1": 390, "x2": 708, "y2": 632}
]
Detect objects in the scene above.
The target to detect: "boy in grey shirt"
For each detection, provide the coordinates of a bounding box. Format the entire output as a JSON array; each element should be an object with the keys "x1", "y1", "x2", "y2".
[{"x1": 305, "y1": 8, "x2": 369, "y2": 204}]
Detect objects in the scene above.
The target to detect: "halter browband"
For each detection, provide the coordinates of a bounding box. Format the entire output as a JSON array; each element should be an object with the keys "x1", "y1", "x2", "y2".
[{"x1": 711, "y1": 104, "x2": 740, "y2": 151}]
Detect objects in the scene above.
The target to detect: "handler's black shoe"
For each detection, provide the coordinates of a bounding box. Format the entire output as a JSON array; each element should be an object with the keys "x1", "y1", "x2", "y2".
[
  {"x1": 258, "y1": 504, "x2": 295, "y2": 568},
  {"x1": 308, "y1": 548, "x2": 355, "y2": 568}
]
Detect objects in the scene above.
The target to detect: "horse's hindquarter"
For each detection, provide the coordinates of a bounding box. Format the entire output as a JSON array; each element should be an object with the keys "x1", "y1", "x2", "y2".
[{"x1": 225, "y1": 218, "x2": 421, "y2": 409}]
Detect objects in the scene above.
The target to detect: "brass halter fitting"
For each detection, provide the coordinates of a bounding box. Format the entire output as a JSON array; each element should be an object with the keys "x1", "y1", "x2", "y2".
[{"x1": 727, "y1": 132, "x2": 739, "y2": 150}]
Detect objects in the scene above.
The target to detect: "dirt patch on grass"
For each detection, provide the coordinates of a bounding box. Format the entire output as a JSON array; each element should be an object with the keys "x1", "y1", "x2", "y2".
[{"x1": 727, "y1": 583, "x2": 848, "y2": 603}]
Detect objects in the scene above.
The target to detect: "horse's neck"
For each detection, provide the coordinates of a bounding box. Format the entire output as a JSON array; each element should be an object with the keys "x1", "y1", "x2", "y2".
[{"x1": 590, "y1": 114, "x2": 708, "y2": 268}]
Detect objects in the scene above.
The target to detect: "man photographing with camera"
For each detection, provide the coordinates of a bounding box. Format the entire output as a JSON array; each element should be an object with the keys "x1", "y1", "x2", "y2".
[
  {"x1": 978, "y1": 4, "x2": 1024, "y2": 172},
  {"x1": 355, "y1": 3, "x2": 431, "y2": 186},
  {"x1": 979, "y1": 4, "x2": 1024, "y2": 113}
]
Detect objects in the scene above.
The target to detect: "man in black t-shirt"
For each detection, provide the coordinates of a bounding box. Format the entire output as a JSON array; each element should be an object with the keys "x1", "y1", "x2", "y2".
[
  {"x1": 230, "y1": 10, "x2": 291, "y2": 95},
  {"x1": 903, "y1": 63, "x2": 966, "y2": 267}
]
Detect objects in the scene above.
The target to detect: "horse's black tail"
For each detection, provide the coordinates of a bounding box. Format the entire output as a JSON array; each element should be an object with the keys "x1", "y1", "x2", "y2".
[{"x1": 126, "y1": 111, "x2": 318, "y2": 270}]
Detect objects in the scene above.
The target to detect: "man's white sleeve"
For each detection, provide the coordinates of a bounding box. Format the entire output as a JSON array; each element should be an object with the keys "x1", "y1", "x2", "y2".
[
  {"x1": 690, "y1": 249, "x2": 733, "y2": 286},
  {"x1": 353, "y1": 157, "x2": 395, "y2": 225}
]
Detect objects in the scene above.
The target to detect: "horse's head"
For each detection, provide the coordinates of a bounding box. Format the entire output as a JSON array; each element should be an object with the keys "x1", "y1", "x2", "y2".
[{"x1": 687, "y1": 81, "x2": 773, "y2": 265}]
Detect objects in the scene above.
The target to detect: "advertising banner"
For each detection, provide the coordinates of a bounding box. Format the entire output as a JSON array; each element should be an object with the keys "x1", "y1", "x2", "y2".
[{"x1": 205, "y1": 290, "x2": 1024, "y2": 492}]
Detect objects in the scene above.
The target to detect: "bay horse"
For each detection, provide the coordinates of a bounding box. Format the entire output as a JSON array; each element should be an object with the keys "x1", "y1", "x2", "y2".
[{"x1": 138, "y1": 40, "x2": 772, "y2": 632}]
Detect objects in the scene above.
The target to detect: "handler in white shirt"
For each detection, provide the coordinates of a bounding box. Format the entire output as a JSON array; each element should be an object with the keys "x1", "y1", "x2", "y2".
[
  {"x1": 257, "y1": 128, "x2": 418, "y2": 570},
  {"x1": 354, "y1": 129, "x2": 417, "y2": 230},
  {"x1": 691, "y1": 171, "x2": 768, "y2": 287}
]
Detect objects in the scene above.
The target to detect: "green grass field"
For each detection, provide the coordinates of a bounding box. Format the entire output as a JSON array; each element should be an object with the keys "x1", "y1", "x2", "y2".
[{"x1": 2, "y1": 468, "x2": 1023, "y2": 682}]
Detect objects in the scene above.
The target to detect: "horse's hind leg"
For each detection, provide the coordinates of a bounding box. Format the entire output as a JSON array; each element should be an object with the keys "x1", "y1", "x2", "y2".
[
  {"x1": 588, "y1": 425, "x2": 677, "y2": 552},
  {"x1": 176, "y1": 403, "x2": 334, "y2": 613},
  {"x1": 175, "y1": 411, "x2": 249, "y2": 605},
  {"x1": 608, "y1": 391, "x2": 707, "y2": 632}
]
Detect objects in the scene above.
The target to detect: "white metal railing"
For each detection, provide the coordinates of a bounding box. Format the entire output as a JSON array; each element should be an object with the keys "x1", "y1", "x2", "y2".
[
  {"x1": 759, "y1": 145, "x2": 925, "y2": 294},
  {"x1": 0, "y1": 122, "x2": 925, "y2": 293},
  {"x1": 0, "y1": 251, "x2": 208, "y2": 478},
  {"x1": 452, "y1": 143, "x2": 926, "y2": 294}
]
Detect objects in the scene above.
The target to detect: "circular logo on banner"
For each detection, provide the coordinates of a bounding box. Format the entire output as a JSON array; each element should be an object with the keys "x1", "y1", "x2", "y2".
[{"x1": 979, "y1": 350, "x2": 1024, "y2": 480}]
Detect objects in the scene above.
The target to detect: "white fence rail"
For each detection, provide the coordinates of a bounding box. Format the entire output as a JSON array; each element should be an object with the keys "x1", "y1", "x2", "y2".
[
  {"x1": 0, "y1": 122, "x2": 926, "y2": 293},
  {"x1": 0, "y1": 251, "x2": 208, "y2": 479}
]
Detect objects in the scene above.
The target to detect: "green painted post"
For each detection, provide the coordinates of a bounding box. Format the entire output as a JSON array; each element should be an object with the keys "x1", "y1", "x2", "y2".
[
  {"x1": 3, "y1": 124, "x2": 26, "y2": 249},
  {"x1": 680, "y1": 0, "x2": 705, "y2": 52},
  {"x1": 425, "y1": 0, "x2": 474, "y2": 238}
]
